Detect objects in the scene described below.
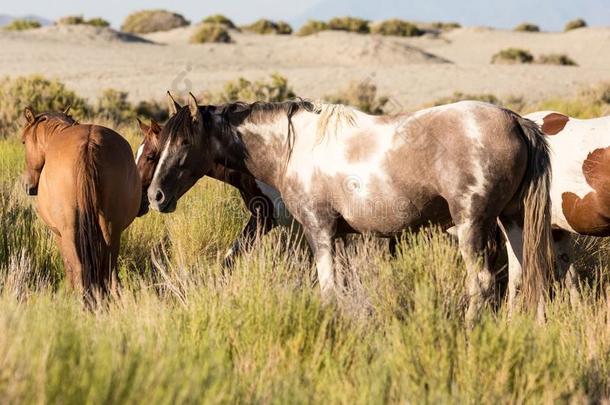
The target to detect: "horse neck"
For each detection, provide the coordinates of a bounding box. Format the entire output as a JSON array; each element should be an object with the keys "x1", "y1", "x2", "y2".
[
  {"x1": 221, "y1": 112, "x2": 311, "y2": 189},
  {"x1": 37, "y1": 120, "x2": 72, "y2": 149}
]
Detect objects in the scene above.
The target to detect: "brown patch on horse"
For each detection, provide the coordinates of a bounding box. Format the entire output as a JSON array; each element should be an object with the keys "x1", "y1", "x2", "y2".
[
  {"x1": 561, "y1": 147, "x2": 610, "y2": 236},
  {"x1": 344, "y1": 133, "x2": 378, "y2": 163},
  {"x1": 541, "y1": 113, "x2": 569, "y2": 135}
]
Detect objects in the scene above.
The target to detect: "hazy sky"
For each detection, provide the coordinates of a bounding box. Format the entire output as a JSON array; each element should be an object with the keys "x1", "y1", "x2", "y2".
[{"x1": 2, "y1": 0, "x2": 320, "y2": 27}]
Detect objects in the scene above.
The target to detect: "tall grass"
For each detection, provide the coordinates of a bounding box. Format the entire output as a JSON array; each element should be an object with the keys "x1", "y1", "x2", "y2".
[{"x1": 3, "y1": 79, "x2": 610, "y2": 402}]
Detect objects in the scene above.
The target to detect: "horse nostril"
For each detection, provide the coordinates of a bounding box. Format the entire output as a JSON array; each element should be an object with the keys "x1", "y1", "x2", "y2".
[{"x1": 154, "y1": 190, "x2": 165, "y2": 203}]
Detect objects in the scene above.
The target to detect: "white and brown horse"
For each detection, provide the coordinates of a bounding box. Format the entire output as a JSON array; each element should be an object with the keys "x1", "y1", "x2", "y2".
[
  {"x1": 503, "y1": 111, "x2": 610, "y2": 300},
  {"x1": 22, "y1": 108, "x2": 141, "y2": 298},
  {"x1": 147, "y1": 94, "x2": 554, "y2": 322}
]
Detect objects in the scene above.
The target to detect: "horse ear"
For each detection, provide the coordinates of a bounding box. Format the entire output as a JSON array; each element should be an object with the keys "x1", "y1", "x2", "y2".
[
  {"x1": 150, "y1": 119, "x2": 162, "y2": 134},
  {"x1": 24, "y1": 106, "x2": 36, "y2": 124},
  {"x1": 136, "y1": 118, "x2": 149, "y2": 134},
  {"x1": 167, "y1": 91, "x2": 180, "y2": 117},
  {"x1": 188, "y1": 92, "x2": 201, "y2": 121},
  {"x1": 63, "y1": 104, "x2": 71, "y2": 115}
]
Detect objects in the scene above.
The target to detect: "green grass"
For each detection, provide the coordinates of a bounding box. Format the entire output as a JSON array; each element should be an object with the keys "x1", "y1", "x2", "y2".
[{"x1": 3, "y1": 81, "x2": 610, "y2": 402}]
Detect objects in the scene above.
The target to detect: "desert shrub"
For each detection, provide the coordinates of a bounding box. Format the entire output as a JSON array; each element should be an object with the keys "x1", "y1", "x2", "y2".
[
  {"x1": 201, "y1": 14, "x2": 236, "y2": 29},
  {"x1": 580, "y1": 82, "x2": 610, "y2": 105},
  {"x1": 536, "y1": 53, "x2": 577, "y2": 66},
  {"x1": 433, "y1": 92, "x2": 500, "y2": 107},
  {"x1": 190, "y1": 23, "x2": 232, "y2": 44},
  {"x1": 95, "y1": 89, "x2": 136, "y2": 123},
  {"x1": 328, "y1": 17, "x2": 370, "y2": 33},
  {"x1": 565, "y1": 18, "x2": 587, "y2": 31},
  {"x1": 0, "y1": 76, "x2": 90, "y2": 137},
  {"x1": 514, "y1": 23, "x2": 540, "y2": 32},
  {"x1": 134, "y1": 100, "x2": 169, "y2": 122},
  {"x1": 242, "y1": 19, "x2": 292, "y2": 35},
  {"x1": 371, "y1": 19, "x2": 423, "y2": 37},
  {"x1": 431, "y1": 21, "x2": 461, "y2": 30},
  {"x1": 3, "y1": 19, "x2": 41, "y2": 31},
  {"x1": 325, "y1": 81, "x2": 388, "y2": 115},
  {"x1": 207, "y1": 74, "x2": 296, "y2": 103},
  {"x1": 121, "y1": 9, "x2": 189, "y2": 34},
  {"x1": 297, "y1": 20, "x2": 328, "y2": 36},
  {"x1": 491, "y1": 48, "x2": 534, "y2": 64},
  {"x1": 56, "y1": 15, "x2": 110, "y2": 27}
]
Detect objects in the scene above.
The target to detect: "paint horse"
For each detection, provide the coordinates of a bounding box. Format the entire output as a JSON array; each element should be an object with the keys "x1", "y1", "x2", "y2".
[
  {"x1": 147, "y1": 94, "x2": 555, "y2": 322},
  {"x1": 502, "y1": 111, "x2": 610, "y2": 301},
  {"x1": 135, "y1": 116, "x2": 296, "y2": 266},
  {"x1": 22, "y1": 107, "x2": 141, "y2": 298}
]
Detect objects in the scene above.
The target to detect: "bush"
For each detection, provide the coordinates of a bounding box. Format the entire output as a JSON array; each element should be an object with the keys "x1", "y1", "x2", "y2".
[
  {"x1": 536, "y1": 54, "x2": 577, "y2": 66},
  {"x1": 297, "y1": 20, "x2": 328, "y2": 36},
  {"x1": 208, "y1": 74, "x2": 296, "y2": 103},
  {"x1": 201, "y1": 14, "x2": 236, "y2": 29},
  {"x1": 0, "y1": 76, "x2": 90, "y2": 137},
  {"x1": 56, "y1": 15, "x2": 110, "y2": 27},
  {"x1": 430, "y1": 21, "x2": 461, "y2": 30},
  {"x1": 190, "y1": 23, "x2": 232, "y2": 44},
  {"x1": 565, "y1": 18, "x2": 587, "y2": 31},
  {"x1": 580, "y1": 82, "x2": 610, "y2": 105},
  {"x1": 94, "y1": 89, "x2": 136, "y2": 123},
  {"x1": 514, "y1": 23, "x2": 540, "y2": 32},
  {"x1": 134, "y1": 100, "x2": 169, "y2": 122},
  {"x1": 371, "y1": 19, "x2": 423, "y2": 37},
  {"x1": 325, "y1": 81, "x2": 389, "y2": 115},
  {"x1": 491, "y1": 48, "x2": 534, "y2": 64},
  {"x1": 3, "y1": 19, "x2": 41, "y2": 31},
  {"x1": 242, "y1": 19, "x2": 292, "y2": 35},
  {"x1": 433, "y1": 92, "x2": 500, "y2": 107},
  {"x1": 121, "y1": 9, "x2": 189, "y2": 34},
  {"x1": 328, "y1": 17, "x2": 370, "y2": 33}
]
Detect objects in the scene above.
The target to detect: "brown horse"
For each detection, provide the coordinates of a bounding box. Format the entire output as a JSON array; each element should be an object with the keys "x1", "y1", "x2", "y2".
[
  {"x1": 22, "y1": 107, "x2": 141, "y2": 297},
  {"x1": 147, "y1": 94, "x2": 554, "y2": 322},
  {"x1": 136, "y1": 116, "x2": 287, "y2": 266}
]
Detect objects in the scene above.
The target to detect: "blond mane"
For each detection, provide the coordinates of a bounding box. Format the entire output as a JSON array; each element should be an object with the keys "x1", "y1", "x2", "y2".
[{"x1": 311, "y1": 102, "x2": 359, "y2": 143}]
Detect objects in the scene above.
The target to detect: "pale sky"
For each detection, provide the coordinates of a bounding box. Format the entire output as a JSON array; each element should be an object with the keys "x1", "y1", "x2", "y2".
[{"x1": 2, "y1": 0, "x2": 320, "y2": 27}]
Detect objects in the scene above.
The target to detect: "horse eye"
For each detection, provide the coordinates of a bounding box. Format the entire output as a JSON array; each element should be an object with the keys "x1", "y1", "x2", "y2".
[{"x1": 145, "y1": 154, "x2": 156, "y2": 162}]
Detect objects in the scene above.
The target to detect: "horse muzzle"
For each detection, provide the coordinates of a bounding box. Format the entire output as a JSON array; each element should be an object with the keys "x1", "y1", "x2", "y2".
[{"x1": 26, "y1": 184, "x2": 38, "y2": 196}]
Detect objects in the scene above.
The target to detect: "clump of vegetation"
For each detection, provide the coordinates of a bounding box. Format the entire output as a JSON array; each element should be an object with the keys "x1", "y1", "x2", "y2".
[
  {"x1": 433, "y1": 92, "x2": 500, "y2": 107},
  {"x1": 95, "y1": 89, "x2": 136, "y2": 122},
  {"x1": 491, "y1": 48, "x2": 534, "y2": 64},
  {"x1": 327, "y1": 17, "x2": 370, "y2": 33},
  {"x1": 536, "y1": 53, "x2": 578, "y2": 66},
  {"x1": 371, "y1": 19, "x2": 423, "y2": 37},
  {"x1": 201, "y1": 14, "x2": 236, "y2": 29},
  {"x1": 325, "y1": 81, "x2": 389, "y2": 114},
  {"x1": 514, "y1": 22, "x2": 540, "y2": 32},
  {"x1": 430, "y1": 21, "x2": 461, "y2": 30},
  {"x1": 205, "y1": 74, "x2": 296, "y2": 103},
  {"x1": 565, "y1": 18, "x2": 587, "y2": 31},
  {"x1": 190, "y1": 23, "x2": 232, "y2": 44},
  {"x1": 296, "y1": 20, "x2": 328, "y2": 36},
  {"x1": 56, "y1": 15, "x2": 110, "y2": 27},
  {"x1": 0, "y1": 76, "x2": 89, "y2": 136},
  {"x1": 134, "y1": 100, "x2": 169, "y2": 122},
  {"x1": 121, "y1": 9, "x2": 190, "y2": 34},
  {"x1": 242, "y1": 19, "x2": 292, "y2": 35},
  {"x1": 3, "y1": 19, "x2": 41, "y2": 31}
]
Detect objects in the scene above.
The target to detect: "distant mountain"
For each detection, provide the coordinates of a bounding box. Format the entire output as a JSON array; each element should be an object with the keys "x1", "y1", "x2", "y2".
[
  {"x1": 0, "y1": 14, "x2": 52, "y2": 27},
  {"x1": 294, "y1": 0, "x2": 610, "y2": 31}
]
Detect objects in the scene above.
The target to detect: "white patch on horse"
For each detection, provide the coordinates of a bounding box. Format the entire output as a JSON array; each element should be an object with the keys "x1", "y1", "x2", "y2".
[
  {"x1": 525, "y1": 112, "x2": 610, "y2": 233},
  {"x1": 461, "y1": 107, "x2": 488, "y2": 216},
  {"x1": 153, "y1": 138, "x2": 172, "y2": 179},
  {"x1": 135, "y1": 144, "x2": 144, "y2": 164}
]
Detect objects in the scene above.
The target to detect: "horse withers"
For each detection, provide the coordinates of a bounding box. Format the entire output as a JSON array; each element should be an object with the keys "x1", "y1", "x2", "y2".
[
  {"x1": 22, "y1": 107, "x2": 141, "y2": 298},
  {"x1": 147, "y1": 94, "x2": 555, "y2": 322}
]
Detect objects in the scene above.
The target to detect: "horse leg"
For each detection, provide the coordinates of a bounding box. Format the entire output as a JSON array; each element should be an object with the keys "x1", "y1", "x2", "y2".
[
  {"x1": 498, "y1": 218, "x2": 524, "y2": 316},
  {"x1": 58, "y1": 234, "x2": 84, "y2": 294},
  {"x1": 302, "y1": 224, "x2": 337, "y2": 301},
  {"x1": 223, "y1": 214, "x2": 274, "y2": 268},
  {"x1": 553, "y1": 230, "x2": 580, "y2": 306},
  {"x1": 456, "y1": 219, "x2": 497, "y2": 327},
  {"x1": 108, "y1": 235, "x2": 121, "y2": 296}
]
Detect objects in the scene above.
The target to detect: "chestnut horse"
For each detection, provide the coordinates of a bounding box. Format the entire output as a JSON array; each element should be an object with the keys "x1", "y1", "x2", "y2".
[
  {"x1": 22, "y1": 107, "x2": 141, "y2": 297},
  {"x1": 501, "y1": 111, "x2": 610, "y2": 302},
  {"x1": 147, "y1": 94, "x2": 554, "y2": 322}
]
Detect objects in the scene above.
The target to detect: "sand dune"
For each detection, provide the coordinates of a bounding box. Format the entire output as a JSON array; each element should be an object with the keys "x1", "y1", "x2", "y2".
[{"x1": 1, "y1": 26, "x2": 609, "y2": 110}]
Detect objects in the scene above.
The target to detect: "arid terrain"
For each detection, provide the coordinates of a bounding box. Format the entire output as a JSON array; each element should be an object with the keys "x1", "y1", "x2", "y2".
[{"x1": 2, "y1": 24, "x2": 609, "y2": 109}]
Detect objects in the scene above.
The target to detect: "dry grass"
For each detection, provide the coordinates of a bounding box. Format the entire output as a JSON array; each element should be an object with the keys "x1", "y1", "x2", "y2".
[
  {"x1": 190, "y1": 23, "x2": 232, "y2": 44},
  {"x1": 121, "y1": 9, "x2": 190, "y2": 34},
  {"x1": 242, "y1": 19, "x2": 292, "y2": 35},
  {"x1": 3, "y1": 19, "x2": 41, "y2": 31},
  {"x1": 536, "y1": 54, "x2": 578, "y2": 66},
  {"x1": 324, "y1": 80, "x2": 389, "y2": 114},
  {"x1": 491, "y1": 48, "x2": 534, "y2": 64},
  {"x1": 371, "y1": 19, "x2": 423, "y2": 37},
  {"x1": 565, "y1": 18, "x2": 588, "y2": 32},
  {"x1": 514, "y1": 23, "x2": 540, "y2": 32}
]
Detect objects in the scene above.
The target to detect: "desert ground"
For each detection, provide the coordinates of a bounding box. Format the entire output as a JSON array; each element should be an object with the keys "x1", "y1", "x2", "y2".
[{"x1": 1, "y1": 24, "x2": 609, "y2": 109}]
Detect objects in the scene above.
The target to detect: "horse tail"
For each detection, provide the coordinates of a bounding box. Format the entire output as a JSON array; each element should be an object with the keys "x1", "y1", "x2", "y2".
[
  {"x1": 514, "y1": 115, "x2": 555, "y2": 311},
  {"x1": 75, "y1": 136, "x2": 107, "y2": 297}
]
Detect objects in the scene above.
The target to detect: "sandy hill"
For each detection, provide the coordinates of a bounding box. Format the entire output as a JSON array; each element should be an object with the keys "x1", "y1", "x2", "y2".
[{"x1": 0, "y1": 25, "x2": 609, "y2": 110}]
